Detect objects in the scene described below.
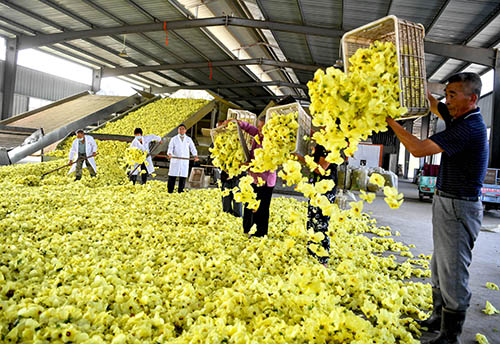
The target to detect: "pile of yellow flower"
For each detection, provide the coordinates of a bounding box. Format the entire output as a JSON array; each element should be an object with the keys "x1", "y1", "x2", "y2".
[
  {"x1": 251, "y1": 111, "x2": 299, "y2": 173},
  {"x1": 0, "y1": 159, "x2": 432, "y2": 342},
  {"x1": 95, "y1": 98, "x2": 210, "y2": 136},
  {"x1": 36, "y1": 139, "x2": 131, "y2": 187},
  {"x1": 209, "y1": 122, "x2": 248, "y2": 178},
  {"x1": 308, "y1": 41, "x2": 407, "y2": 165}
]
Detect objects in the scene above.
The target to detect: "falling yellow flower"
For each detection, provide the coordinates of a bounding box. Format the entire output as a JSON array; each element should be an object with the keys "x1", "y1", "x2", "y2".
[
  {"x1": 384, "y1": 186, "x2": 404, "y2": 209},
  {"x1": 360, "y1": 190, "x2": 376, "y2": 203},
  {"x1": 314, "y1": 179, "x2": 335, "y2": 194},
  {"x1": 369, "y1": 173, "x2": 385, "y2": 188}
]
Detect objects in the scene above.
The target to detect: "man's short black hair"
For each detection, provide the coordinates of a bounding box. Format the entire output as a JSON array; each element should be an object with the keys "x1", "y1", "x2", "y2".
[
  {"x1": 134, "y1": 128, "x2": 143, "y2": 135},
  {"x1": 447, "y1": 72, "x2": 482, "y2": 98},
  {"x1": 178, "y1": 123, "x2": 186, "y2": 129},
  {"x1": 76, "y1": 129, "x2": 84, "y2": 134}
]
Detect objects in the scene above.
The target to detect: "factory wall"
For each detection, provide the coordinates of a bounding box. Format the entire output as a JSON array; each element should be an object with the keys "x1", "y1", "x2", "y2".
[
  {"x1": 0, "y1": 60, "x2": 90, "y2": 117},
  {"x1": 478, "y1": 92, "x2": 493, "y2": 128}
]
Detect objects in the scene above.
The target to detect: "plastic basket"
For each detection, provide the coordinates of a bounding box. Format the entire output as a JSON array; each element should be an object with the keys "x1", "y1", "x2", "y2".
[
  {"x1": 265, "y1": 102, "x2": 311, "y2": 157},
  {"x1": 227, "y1": 109, "x2": 257, "y2": 148},
  {"x1": 210, "y1": 122, "x2": 251, "y2": 163},
  {"x1": 341, "y1": 15, "x2": 429, "y2": 119}
]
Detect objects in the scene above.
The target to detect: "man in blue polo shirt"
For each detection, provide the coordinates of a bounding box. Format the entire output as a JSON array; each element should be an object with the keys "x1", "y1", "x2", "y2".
[{"x1": 386, "y1": 72, "x2": 488, "y2": 344}]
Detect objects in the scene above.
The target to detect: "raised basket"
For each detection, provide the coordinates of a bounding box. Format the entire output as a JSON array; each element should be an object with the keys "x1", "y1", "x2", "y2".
[
  {"x1": 227, "y1": 109, "x2": 257, "y2": 148},
  {"x1": 210, "y1": 122, "x2": 251, "y2": 163},
  {"x1": 265, "y1": 102, "x2": 311, "y2": 157},
  {"x1": 341, "y1": 15, "x2": 429, "y2": 119}
]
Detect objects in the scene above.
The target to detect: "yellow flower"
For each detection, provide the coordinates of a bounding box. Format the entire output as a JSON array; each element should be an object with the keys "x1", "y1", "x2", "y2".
[
  {"x1": 369, "y1": 173, "x2": 385, "y2": 188},
  {"x1": 486, "y1": 282, "x2": 499, "y2": 291},
  {"x1": 383, "y1": 186, "x2": 404, "y2": 209},
  {"x1": 360, "y1": 190, "x2": 376, "y2": 203},
  {"x1": 476, "y1": 333, "x2": 489, "y2": 344},
  {"x1": 349, "y1": 200, "x2": 364, "y2": 216},
  {"x1": 314, "y1": 179, "x2": 335, "y2": 194},
  {"x1": 304, "y1": 155, "x2": 318, "y2": 172},
  {"x1": 482, "y1": 301, "x2": 500, "y2": 315}
]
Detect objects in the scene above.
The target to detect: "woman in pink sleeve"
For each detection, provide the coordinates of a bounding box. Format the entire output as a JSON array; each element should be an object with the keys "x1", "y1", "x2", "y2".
[{"x1": 234, "y1": 117, "x2": 276, "y2": 237}]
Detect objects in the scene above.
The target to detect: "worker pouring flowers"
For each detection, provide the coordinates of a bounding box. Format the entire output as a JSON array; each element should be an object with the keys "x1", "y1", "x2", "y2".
[
  {"x1": 234, "y1": 116, "x2": 276, "y2": 238},
  {"x1": 387, "y1": 72, "x2": 488, "y2": 344}
]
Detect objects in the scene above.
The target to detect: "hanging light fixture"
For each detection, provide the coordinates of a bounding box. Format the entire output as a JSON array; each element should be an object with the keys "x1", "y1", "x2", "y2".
[{"x1": 118, "y1": 34, "x2": 128, "y2": 57}]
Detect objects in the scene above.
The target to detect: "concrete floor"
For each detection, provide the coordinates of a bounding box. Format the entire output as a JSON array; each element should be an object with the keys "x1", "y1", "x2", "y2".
[{"x1": 360, "y1": 180, "x2": 500, "y2": 344}]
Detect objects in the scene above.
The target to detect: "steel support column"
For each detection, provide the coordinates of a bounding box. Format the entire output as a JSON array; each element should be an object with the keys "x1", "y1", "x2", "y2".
[
  {"x1": 490, "y1": 49, "x2": 500, "y2": 168},
  {"x1": 404, "y1": 120, "x2": 413, "y2": 179},
  {"x1": 420, "y1": 114, "x2": 431, "y2": 167},
  {"x1": 91, "y1": 68, "x2": 102, "y2": 93},
  {"x1": 1, "y1": 38, "x2": 18, "y2": 120}
]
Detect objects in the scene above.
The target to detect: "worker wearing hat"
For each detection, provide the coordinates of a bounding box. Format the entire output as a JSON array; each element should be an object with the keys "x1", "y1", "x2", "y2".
[
  {"x1": 167, "y1": 124, "x2": 198, "y2": 193},
  {"x1": 387, "y1": 72, "x2": 488, "y2": 344},
  {"x1": 68, "y1": 129, "x2": 97, "y2": 181}
]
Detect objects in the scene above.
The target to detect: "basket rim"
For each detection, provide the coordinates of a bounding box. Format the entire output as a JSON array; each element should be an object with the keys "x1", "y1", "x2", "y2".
[{"x1": 340, "y1": 15, "x2": 429, "y2": 119}]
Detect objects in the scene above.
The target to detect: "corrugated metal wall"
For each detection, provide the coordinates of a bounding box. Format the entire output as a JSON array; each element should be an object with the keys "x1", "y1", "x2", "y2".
[
  {"x1": 0, "y1": 92, "x2": 29, "y2": 116},
  {"x1": 0, "y1": 60, "x2": 90, "y2": 117},
  {"x1": 478, "y1": 92, "x2": 493, "y2": 128}
]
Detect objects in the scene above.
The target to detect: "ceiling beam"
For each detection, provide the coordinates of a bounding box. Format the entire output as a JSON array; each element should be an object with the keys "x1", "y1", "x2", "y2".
[
  {"x1": 16, "y1": 16, "x2": 344, "y2": 50},
  {"x1": 424, "y1": 41, "x2": 496, "y2": 67},
  {"x1": 0, "y1": 20, "x2": 163, "y2": 88},
  {"x1": 426, "y1": 0, "x2": 452, "y2": 32},
  {"x1": 152, "y1": 81, "x2": 307, "y2": 93},
  {"x1": 102, "y1": 58, "x2": 324, "y2": 77},
  {"x1": 167, "y1": 0, "x2": 275, "y2": 99},
  {"x1": 86, "y1": 0, "x2": 254, "y2": 104},
  {"x1": 225, "y1": 96, "x2": 309, "y2": 102},
  {"x1": 122, "y1": 0, "x2": 241, "y2": 89},
  {"x1": 429, "y1": 2, "x2": 500, "y2": 81}
]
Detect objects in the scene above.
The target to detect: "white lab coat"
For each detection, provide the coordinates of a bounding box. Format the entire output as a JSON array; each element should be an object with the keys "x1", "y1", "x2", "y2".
[
  {"x1": 167, "y1": 134, "x2": 197, "y2": 177},
  {"x1": 68, "y1": 135, "x2": 98, "y2": 174},
  {"x1": 129, "y1": 134, "x2": 162, "y2": 175}
]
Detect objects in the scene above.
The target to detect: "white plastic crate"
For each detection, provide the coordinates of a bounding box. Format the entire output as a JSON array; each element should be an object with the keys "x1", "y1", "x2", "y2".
[
  {"x1": 227, "y1": 109, "x2": 257, "y2": 149},
  {"x1": 265, "y1": 102, "x2": 311, "y2": 158},
  {"x1": 342, "y1": 15, "x2": 429, "y2": 119},
  {"x1": 210, "y1": 122, "x2": 251, "y2": 163}
]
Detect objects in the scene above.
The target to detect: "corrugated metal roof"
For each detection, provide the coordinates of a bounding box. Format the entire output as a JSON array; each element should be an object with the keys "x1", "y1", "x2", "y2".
[
  {"x1": 389, "y1": 0, "x2": 450, "y2": 29},
  {"x1": 300, "y1": 0, "x2": 342, "y2": 28},
  {"x1": 343, "y1": 0, "x2": 390, "y2": 30}
]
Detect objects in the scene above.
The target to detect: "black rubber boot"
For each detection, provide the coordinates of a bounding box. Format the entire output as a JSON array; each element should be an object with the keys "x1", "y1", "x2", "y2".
[
  {"x1": 418, "y1": 288, "x2": 443, "y2": 332},
  {"x1": 424, "y1": 308, "x2": 466, "y2": 344}
]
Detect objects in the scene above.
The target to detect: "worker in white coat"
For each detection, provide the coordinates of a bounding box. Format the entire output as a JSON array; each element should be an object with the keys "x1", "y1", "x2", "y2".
[
  {"x1": 68, "y1": 129, "x2": 97, "y2": 181},
  {"x1": 167, "y1": 123, "x2": 198, "y2": 193},
  {"x1": 129, "y1": 128, "x2": 162, "y2": 185}
]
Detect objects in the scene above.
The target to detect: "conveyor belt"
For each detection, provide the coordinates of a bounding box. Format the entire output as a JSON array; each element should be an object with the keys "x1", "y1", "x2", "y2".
[
  {"x1": 2, "y1": 94, "x2": 127, "y2": 133},
  {"x1": 0, "y1": 92, "x2": 140, "y2": 165}
]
